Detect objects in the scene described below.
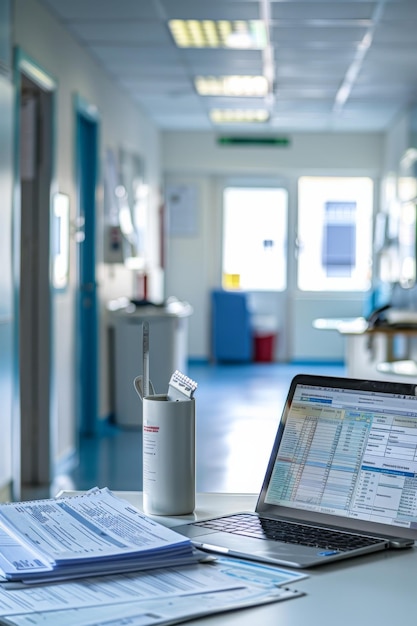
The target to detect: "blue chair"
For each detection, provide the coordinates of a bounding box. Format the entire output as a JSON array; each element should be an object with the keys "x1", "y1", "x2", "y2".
[{"x1": 211, "y1": 289, "x2": 253, "y2": 362}]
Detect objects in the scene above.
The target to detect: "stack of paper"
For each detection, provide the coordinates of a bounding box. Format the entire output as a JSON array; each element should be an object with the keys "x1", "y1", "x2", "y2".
[
  {"x1": 0, "y1": 489, "x2": 306, "y2": 625},
  {"x1": 0, "y1": 488, "x2": 199, "y2": 583}
]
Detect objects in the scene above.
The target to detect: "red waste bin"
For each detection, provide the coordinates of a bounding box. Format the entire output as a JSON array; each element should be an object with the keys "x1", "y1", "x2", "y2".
[
  {"x1": 252, "y1": 315, "x2": 278, "y2": 362},
  {"x1": 254, "y1": 331, "x2": 277, "y2": 362}
]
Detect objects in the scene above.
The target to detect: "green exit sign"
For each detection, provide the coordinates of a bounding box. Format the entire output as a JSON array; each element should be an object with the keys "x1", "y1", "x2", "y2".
[{"x1": 217, "y1": 136, "x2": 290, "y2": 147}]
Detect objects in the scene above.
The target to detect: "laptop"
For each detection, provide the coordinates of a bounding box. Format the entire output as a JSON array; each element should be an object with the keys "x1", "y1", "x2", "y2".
[{"x1": 176, "y1": 374, "x2": 417, "y2": 568}]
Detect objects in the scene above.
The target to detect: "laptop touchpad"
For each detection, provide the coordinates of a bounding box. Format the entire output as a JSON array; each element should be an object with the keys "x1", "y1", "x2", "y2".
[{"x1": 175, "y1": 524, "x2": 217, "y2": 538}]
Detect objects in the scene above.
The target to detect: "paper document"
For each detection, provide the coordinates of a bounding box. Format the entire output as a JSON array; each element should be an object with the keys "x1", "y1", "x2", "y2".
[
  {"x1": 0, "y1": 488, "x2": 198, "y2": 583},
  {"x1": 0, "y1": 555, "x2": 305, "y2": 625}
]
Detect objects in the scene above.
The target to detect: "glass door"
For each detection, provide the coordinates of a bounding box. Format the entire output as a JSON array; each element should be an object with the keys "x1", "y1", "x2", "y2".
[
  {"x1": 297, "y1": 177, "x2": 374, "y2": 292},
  {"x1": 221, "y1": 178, "x2": 374, "y2": 361},
  {"x1": 222, "y1": 186, "x2": 288, "y2": 291}
]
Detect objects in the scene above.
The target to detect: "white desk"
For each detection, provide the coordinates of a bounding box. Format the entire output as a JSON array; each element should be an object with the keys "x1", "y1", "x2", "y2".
[
  {"x1": 60, "y1": 491, "x2": 417, "y2": 626},
  {"x1": 377, "y1": 358, "x2": 417, "y2": 377},
  {"x1": 314, "y1": 317, "x2": 417, "y2": 381}
]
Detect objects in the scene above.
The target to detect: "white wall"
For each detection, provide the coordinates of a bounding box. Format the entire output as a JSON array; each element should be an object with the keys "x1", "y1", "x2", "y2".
[
  {"x1": 162, "y1": 130, "x2": 384, "y2": 361},
  {"x1": 383, "y1": 108, "x2": 411, "y2": 175},
  {"x1": 0, "y1": 73, "x2": 13, "y2": 497},
  {"x1": 376, "y1": 106, "x2": 415, "y2": 287},
  {"x1": 13, "y1": 0, "x2": 162, "y2": 468}
]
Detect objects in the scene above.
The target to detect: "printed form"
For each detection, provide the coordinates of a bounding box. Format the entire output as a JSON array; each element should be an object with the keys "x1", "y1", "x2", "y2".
[{"x1": 0, "y1": 557, "x2": 306, "y2": 625}]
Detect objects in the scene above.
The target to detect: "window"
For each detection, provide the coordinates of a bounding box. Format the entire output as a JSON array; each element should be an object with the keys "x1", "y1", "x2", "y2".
[
  {"x1": 297, "y1": 177, "x2": 373, "y2": 291},
  {"x1": 222, "y1": 187, "x2": 288, "y2": 291}
]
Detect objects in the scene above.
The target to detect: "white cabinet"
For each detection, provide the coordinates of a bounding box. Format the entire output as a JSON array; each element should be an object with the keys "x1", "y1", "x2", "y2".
[{"x1": 110, "y1": 302, "x2": 192, "y2": 427}]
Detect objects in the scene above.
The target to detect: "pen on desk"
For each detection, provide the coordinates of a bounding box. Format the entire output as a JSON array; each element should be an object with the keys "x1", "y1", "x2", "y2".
[{"x1": 143, "y1": 321, "x2": 150, "y2": 397}]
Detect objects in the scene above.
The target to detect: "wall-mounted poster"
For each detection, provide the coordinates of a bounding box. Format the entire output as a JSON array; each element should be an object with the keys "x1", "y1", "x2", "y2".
[
  {"x1": 165, "y1": 184, "x2": 198, "y2": 237},
  {"x1": 52, "y1": 192, "x2": 70, "y2": 289}
]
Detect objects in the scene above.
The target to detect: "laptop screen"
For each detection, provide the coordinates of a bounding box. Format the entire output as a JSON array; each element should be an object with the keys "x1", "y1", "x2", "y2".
[{"x1": 263, "y1": 377, "x2": 417, "y2": 531}]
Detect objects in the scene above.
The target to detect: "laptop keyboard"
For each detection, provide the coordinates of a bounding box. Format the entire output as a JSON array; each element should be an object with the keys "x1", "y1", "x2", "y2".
[{"x1": 194, "y1": 514, "x2": 383, "y2": 552}]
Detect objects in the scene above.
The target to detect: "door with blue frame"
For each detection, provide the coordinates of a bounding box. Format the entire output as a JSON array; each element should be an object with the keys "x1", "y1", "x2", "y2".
[{"x1": 75, "y1": 98, "x2": 99, "y2": 437}]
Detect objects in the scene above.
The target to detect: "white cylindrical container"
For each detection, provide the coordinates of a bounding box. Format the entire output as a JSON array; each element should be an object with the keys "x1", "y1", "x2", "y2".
[{"x1": 142, "y1": 394, "x2": 195, "y2": 516}]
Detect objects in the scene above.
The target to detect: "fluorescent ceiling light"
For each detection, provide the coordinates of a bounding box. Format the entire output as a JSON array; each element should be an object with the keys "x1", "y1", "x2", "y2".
[
  {"x1": 195, "y1": 76, "x2": 268, "y2": 97},
  {"x1": 210, "y1": 109, "x2": 270, "y2": 124},
  {"x1": 333, "y1": 2, "x2": 383, "y2": 112},
  {"x1": 168, "y1": 19, "x2": 266, "y2": 49}
]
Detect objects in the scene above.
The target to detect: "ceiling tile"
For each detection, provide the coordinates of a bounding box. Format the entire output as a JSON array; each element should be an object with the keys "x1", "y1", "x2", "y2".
[
  {"x1": 158, "y1": 0, "x2": 260, "y2": 20},
  {"x1": 38, "y1": 0, "x2": 160, "y2": 20},
  {"x1": 35, "y1": 0, "x2": 417, "y2": 132},
  {"x1": 67, "y1": 21, "x2": 171, "y2": 45}
]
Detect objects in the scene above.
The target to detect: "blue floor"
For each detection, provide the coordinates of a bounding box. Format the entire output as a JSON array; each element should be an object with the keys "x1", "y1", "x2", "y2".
[{"x1": 63, "y1": 361, "x2": 346, "y2": 495}]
